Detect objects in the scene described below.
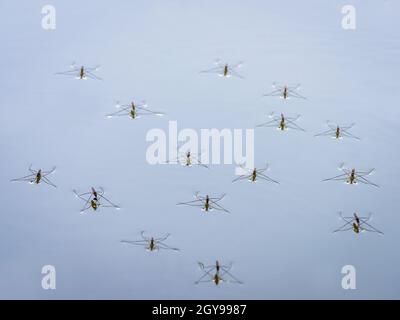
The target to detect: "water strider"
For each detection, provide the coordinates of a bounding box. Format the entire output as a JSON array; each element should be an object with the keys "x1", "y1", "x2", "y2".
[
  {"x1": 73, "y1": 187, "x2": 120, "y2": 213},
  {"x1": 315, "y1": 121, "x2": 360, "y2": 140},
  {"x1": 334, "y1": 212, "x2": 383, "y2": 235},
  {"x1": 167, "y1": 150, "x2": 209, "y2": 168},
  {"x1": 323, "y1": 164, "x2": 379, "y2": 187},
  {"x1": 195, "y1": 261, "x2": 242, "y2": 285},
  {"x1": 200, "y1": 59, "x2": 244, "y2": 79},
  {"x1": 263, "y1": 82, "x2": 306, "y2": 100},
  {"x1": 106, "y1": 101, "x2": 163, "y2": 120},
  {"x1": 177, "y1": 192, "x2": 229, "y2": 213},
  {"x1": 55, "y1": 62, "x2": 102, "y2": 80},
  {"x1": 233, "y1": 164, "x2": 279, "y2": 184},
  {"x1": 121, "y1": 231, "x2": 179, "y2": 252},
  {"x1": 11, "y1": 165, "x2": 57, "y2": 188},
  {"x1": 257, "y1": 112, "x2": 305, "y2": 132}
]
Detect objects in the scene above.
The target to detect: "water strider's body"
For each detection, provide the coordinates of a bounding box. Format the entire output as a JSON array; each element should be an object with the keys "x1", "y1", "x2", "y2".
[
  {"x1": 335, "y1": 126, "x2": 341, "y2": 139},
  {"x1": 121, "y1": 231, "x2": 179, "y2": 252},
  {"x1": 223, "y1": 64, "x2": 229, "y2": 77},
  {"x1": 89, "y1": 187, "x2": 100, "y2": 211},
  {"x1": 203, "y1": 195, "x2": 210, "y2": 211},
  {"x1": 282, "y1": 86, "x2": 289, "y2": 99},
  {"x1": 78, "y1": 66, "x2": 85, "y2": 79},
  {"x1": 129, "y1": 102, "x2": 137, "y2": 119},
  {"x1": 334, "y1": 212, "x2": 383, "y2": 235},
  {"x1": 279, "y1": 114, "x2": 286, "y2": 130},
  {"x1": 185, "y1": 151, "x2": 192, "y2": 166},
  {"x1": 123, "y1": 102, "x2": 140, "y2": 119},
  {"x1": 67, "y1": 65, "x2": 87, "y2": 79},
  {"x1": 34, "y1": 170, "x2": 42, "y2": 184},
  {"x1": 148, "y1": 238, "x2": 157, "y2": 251},
  {"x1": 212, "y1": 261, "x2": 222, "y2": 285},
  {"x1": 348, "y1": 169, "x2": 356, "y2": 184},
  {"x1": 250, "y1": 168, "x2": 257, "y2": 182},
  {"x1": 352, "y1": 213, "x2": 361, "y2": 233}
]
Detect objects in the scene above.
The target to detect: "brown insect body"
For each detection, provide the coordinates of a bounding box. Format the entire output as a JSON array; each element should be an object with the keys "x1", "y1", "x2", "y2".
[
  {"x1": 130, "y1": 102, "x2": 137, "y2": 119},
  {"x1": 149, "y1": 238, "x2": 156, "y2": 251},
  {"x1": 90, "y1": 187, "x2": 100, "y2": 211},
  {"x1": 251, "y1": 169, "x2": 257, "y2": 182},
  {"x1": 223, "y1": 64, "x2": 228, "y2": 77},
  {"x1": 34, "y1": 170, "x2": 42, "y2": 184},
  {"x1": 283, "y1": 86, "x2": 289, "y2": 99},
  {"x1": 335, "y1": 126, "x2": 341, "y2": 139},
  {"x1": 204, "y1": 196, "x2": 210, "y2": 211},
  {"x1": 279, "y1": 114, "x2": 286, "y2": 130},
  {"x1": 186, "y1": 152, "x2": 192, "y2": 166},
  {"x1": 79, "y1": 67, "x2": 85, "y2": 79},
  {"x1": 348, "y1": 169, "x2": 356, "y2": 184},
  {"x1": 352, "y1": 213, "x2": 361, "y2": 233}
]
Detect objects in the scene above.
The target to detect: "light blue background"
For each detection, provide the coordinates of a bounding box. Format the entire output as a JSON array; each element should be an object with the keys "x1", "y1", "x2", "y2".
[{"x1": 0, "y1": 0, "x2": 399, "y2": 299}]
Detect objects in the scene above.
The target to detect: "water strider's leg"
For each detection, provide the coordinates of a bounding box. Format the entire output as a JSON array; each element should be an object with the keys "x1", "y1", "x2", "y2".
[
  {"x1": 42, "y1": 176, "x2": 57, "y2": 188},
  {"x1": 232, "y1": 174, "x2": 250, "y2": 183},
  {"x1": 258, "y1": 172, "x2": 279, "y2": 184}
]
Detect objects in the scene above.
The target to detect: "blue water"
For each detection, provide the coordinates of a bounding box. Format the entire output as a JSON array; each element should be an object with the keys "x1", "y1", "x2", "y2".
[{"x1": 0, "y1": 0, "x2": 399, "y2": 299}]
